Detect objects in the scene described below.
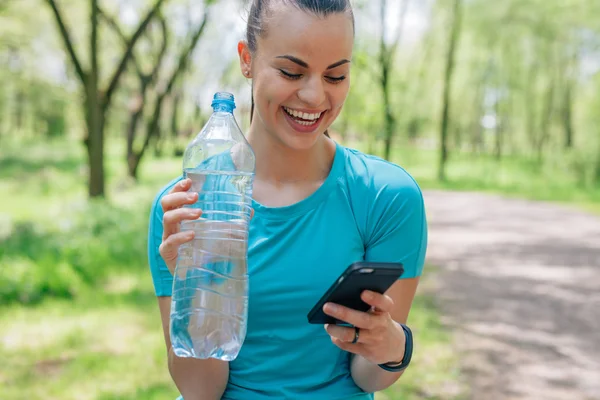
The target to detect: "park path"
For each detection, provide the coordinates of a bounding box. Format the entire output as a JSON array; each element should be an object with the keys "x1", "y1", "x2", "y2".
[{"x1": 423, "y1": 190, "x2": 600, "y2": 400}]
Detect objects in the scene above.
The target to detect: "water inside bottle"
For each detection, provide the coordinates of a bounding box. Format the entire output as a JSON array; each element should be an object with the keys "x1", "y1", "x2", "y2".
[{"x1": 170, "y1": 169, "x2": 253, "y2": 361}]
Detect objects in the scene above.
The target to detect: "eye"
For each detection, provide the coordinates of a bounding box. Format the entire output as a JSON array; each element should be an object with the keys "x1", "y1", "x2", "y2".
[
  {"x1": 278, "y1": 69, "x2": 302, "y2": 80},
  {"x1": 325, "y1": 76, "x2": 346, "y2": 84}
]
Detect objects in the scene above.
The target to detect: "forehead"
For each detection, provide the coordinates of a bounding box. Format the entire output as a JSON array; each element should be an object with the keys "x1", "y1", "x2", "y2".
[{"x1": 257, "y1": 3, "x2": 354, "y2": 65}]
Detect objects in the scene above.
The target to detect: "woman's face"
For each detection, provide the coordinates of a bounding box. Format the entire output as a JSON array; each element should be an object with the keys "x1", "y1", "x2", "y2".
[{"x1": 239, "y1": 3, "x2": 354, "y2": 150}]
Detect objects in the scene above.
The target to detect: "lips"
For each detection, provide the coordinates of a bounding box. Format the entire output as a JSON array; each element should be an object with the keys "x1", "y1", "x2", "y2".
[
  {"x1": 283, "y1": 106, "x2": 323, "y2": 122},
  {"x1": 281, "y1": 106, "x2": 326, "y2": 133}
]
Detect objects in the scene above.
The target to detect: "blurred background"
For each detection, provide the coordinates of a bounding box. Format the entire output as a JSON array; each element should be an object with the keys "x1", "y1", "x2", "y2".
[{"x1": 1, "y1": 0, "x2": 599, "y2": 399}]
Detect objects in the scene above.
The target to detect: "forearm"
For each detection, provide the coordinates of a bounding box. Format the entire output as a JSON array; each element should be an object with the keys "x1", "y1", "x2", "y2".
[
  {"x1": 168, "y1": 348, "x2": 229, "y2": 400},
  {"x1": 350, "y1": 355, "x2": 405, "y2": 393}
]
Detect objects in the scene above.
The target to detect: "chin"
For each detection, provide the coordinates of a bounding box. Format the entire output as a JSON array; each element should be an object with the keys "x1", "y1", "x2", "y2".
[{"x1": 278, "y1": 130, "x2": 323, "y2": 151}]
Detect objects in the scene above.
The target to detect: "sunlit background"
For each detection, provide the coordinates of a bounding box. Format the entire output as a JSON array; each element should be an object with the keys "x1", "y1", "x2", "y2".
[{"x1": 1, "y1": 0, "x2": 599, "y2": 399}]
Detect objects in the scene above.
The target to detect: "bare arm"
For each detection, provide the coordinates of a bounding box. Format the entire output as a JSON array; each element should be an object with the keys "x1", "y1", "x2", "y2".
[
  {"x1": 157, "y1": 296, "x2": 229, "y2": 400},
  {"x1": 350, "y1": 278, "x2": 419, "y2": 392}
]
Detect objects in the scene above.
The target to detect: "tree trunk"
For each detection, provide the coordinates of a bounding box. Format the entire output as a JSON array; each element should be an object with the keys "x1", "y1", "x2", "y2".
[
  {"x1": 470, "y1": 80, "x2": 485, "y2": 154},
  {"x1": 524, "y1": 61, "x2": 539, "y2": 157},
  {"x1": 44, "y1": 0, "x2": 166, "y2": 197},
  {"x1": 171, "y1": 92, "x2": 181, "y2": 140},
  {"x1": 382, "y1": 69, "x2": 395, "y2": 161},
  {"x1": 438, "y1": 0, "x2": 463, "y2": 181},
  {"x1": 380, "y1": 0, "x2": 409, "y2": 161},
  {"x1": 494, "y1": 99, "x2": 503, "y2": 160},
  {"x1": 595, "y1": 137, "x2": 600, "y2": 185},
  {"x1": 86, "y1": 96, "x2": 105, "y2": 197},
  {"x1": 537, "y1": 77, "x2": 555, "y2": 164},
  {"x1": 15, "y1": 86, "x2": 25, "y2": 132},
  {"x1": 126, "y1": 97, "x2": 144, "y2": 178},
  {"x1": 563, "y1": 82, "x2": 574, "y2": 148},
  {"x1": 128, "y1": 14, "x2": 208, "y2": 178},
  {"x1": 87, "y1": 0, "x2": 105, "y2": 197}
]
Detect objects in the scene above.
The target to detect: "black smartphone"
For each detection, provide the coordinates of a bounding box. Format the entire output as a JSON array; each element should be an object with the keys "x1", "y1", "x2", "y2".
[{"x1": 307, "y1": 261, "x2": 404, "y2": 325}]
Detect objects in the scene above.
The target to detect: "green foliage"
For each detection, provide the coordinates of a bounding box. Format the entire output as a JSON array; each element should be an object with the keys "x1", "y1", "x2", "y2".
[{"x1": 0, "y1": 199, "x2": 148, "y2": 305}]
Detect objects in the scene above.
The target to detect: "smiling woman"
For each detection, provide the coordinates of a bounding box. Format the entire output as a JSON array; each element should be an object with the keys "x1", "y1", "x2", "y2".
[
  {"x1": 147, "y1": 1, "x2": 428, "y2": 399},
  {"x1": 242, "y1": 0, "x2": 355, "y2": 148}
]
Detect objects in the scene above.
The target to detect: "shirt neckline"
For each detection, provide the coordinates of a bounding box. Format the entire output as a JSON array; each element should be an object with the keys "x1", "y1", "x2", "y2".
[{"x1": 251, "y1": 142, "x2": 344, "y2": 219}]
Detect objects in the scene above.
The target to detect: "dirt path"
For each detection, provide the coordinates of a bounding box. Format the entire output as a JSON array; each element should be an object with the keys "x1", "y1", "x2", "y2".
[{"x1": 423, "y1": 190, "x2": 600, "y2": 400}]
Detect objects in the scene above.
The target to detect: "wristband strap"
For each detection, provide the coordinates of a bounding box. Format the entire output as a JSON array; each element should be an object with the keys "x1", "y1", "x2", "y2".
[{"x1": 378, "y1": 324, "x2": 413, "y2": 372}]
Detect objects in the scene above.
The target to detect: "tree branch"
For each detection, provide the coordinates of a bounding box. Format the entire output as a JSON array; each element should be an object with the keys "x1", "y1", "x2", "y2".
[
  {"x1": 100, "y1": 8, "x2": 169, "y2": 89},
  {"x1": 139, "y1": 11, "x2": 210, "y2": 159},
  {"x1": 98, "y1": 8, "x2": 144, "y2": 78},
  {"x1": 102, "y1": 0, "x2": 166, "y2": 112},
  {"x1": 150, "y1": 16, "x2": 169, "y2": 83},
  {"x1": 44, "y1": 0, "x2": 87, "y2": 83},
  {"x1": 162, "y1": 12, "x2": 208, "y2": 102},
  {"x1": 91, "y1": 0, "x2": 99, "y2": 85}
]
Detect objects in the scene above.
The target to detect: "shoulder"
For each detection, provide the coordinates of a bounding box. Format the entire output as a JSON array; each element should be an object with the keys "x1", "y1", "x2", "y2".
[
  {"x1": 338, "y1": 145, "x2": 424, "y2": 206},
  {"x1": 336, "y1": 146, "x2": 427, "y2": 277}
]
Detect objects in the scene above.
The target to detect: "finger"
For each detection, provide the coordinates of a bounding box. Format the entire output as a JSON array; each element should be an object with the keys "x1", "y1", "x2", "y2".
[
  {"x1": 161, "y1": 182, "x2": 197, "y2": 212},
  {"x1": 250, "y1": 208, "x2": 255, "y2": 220},
  {"x1": 169, "y1": 178, "x2": 192, "y2": 195},
  {"x1": 361, "y1": 290, "x2": 395, "y2": 313},
  {"x1": 330, "y1": 336, "x2": 365, "y2": 356},
  {"x1": 323, "y1": 303, "x2": 373, "y2": 329},
  {"x1": 324, "y1": 324, "x2": 358, "y2": 343},
  {"x1": 159, "y1": 230, "x2": 195, "y2": 261},
  {"x1": 163, "y1": 208, "x2": 202, "y2": 238}
]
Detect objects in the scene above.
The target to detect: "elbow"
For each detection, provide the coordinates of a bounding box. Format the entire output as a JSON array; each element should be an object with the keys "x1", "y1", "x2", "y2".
[{"x1": 167, "y1": 349, "x2": 229, "y2": 400}]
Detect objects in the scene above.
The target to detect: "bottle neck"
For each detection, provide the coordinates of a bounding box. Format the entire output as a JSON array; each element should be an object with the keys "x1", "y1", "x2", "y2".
[{"x1": 212, "y1": 105, "x2": 234, "y2": 114}]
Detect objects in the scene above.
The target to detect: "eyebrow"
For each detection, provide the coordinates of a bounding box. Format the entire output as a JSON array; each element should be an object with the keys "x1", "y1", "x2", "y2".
[{"x1": 276, "y1": 55, "x2": 351, "y2": 70}]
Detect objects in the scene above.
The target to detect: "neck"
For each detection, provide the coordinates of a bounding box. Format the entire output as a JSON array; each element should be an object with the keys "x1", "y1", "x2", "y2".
[{"x1": 247, "y1": 127, "x2": 336, "y2": 184}]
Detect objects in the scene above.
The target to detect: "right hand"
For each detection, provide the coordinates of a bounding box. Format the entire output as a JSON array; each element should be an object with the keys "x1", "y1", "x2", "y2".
[
  {"x1": 158, "y1": 178, "x2": 255, "y2": 275},
  {"x1": 159, "y1": 178, "x2": 201, "y2": 275}
]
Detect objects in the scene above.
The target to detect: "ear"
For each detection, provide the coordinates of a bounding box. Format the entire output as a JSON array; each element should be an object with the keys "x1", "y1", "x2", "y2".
[{"x1": 238, "y1": 40, "x2": 253, "y2": 79}]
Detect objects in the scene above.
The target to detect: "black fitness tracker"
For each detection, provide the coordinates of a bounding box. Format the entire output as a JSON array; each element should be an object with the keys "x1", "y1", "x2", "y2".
[{"x1": 378, "y1": 324, "x2": 413, "y2": 372}]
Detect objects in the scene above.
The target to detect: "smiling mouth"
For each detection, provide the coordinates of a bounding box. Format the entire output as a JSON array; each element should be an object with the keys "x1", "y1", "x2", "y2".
[{"x1": 282, "y1": 106, "x2": 324, "y2": 126}]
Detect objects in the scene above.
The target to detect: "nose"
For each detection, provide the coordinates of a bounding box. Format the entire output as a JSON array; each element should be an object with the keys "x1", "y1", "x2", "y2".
[{"x1": 297, "y1": 75, "x2": 326, "y2": 108}]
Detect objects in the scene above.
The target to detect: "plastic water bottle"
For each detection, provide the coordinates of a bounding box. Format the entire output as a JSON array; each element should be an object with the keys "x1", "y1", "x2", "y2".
[{"x1": 170, "y1": 92, "x2": 255, "y2": 361}]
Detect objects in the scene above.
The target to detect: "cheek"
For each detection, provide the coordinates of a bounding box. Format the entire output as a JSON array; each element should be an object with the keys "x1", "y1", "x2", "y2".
[
  {"x1": 330, "y1": 82, "x2": 351, "y2": 113},
  {"x1": 258, "y1": 75, "x2": 289, "y2": 110}
]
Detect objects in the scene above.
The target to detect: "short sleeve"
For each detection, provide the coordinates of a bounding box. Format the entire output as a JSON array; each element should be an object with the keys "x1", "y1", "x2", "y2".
[
  {"x1": 363, "y1": 171, "x2": 428, "y2": 279},
  {"x1": 147, "y1": 177, "x2": 182, "y2": 297}
]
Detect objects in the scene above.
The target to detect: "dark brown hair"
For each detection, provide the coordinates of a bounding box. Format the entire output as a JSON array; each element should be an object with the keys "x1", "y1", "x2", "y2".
[{"x1": 246, "y1": 0, "x2": 355, "y2": 137}]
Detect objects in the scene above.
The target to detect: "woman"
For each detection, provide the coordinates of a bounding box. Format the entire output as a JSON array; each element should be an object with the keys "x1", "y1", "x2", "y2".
[{"x1": 148, "y1": 0, "x2": 428, "y2": 399}]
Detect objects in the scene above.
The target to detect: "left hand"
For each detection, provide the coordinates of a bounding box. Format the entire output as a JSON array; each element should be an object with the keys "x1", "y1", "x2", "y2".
[{"x1": 323, "y1": 290, "x2": 406, "y2": 366}]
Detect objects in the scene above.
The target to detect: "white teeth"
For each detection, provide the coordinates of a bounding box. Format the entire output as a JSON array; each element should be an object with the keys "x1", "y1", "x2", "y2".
[{"x1": 284, "y1": 107, "x2": 322, "y2": 121}]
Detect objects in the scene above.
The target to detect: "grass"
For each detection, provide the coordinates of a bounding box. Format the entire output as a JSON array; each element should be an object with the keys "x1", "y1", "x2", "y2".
[
  {"x1": 0, "y1": 275, "x2": 177, "y2": 400},
  {"x1": 5, "y1": 134, "x2": 598, "y2": 400},
  {"x1": 380, "y1": 142, "x2": 600, "y2": 215},
  {"x1": 0, "y1": 268, "x2": 464, "y2": 400}
]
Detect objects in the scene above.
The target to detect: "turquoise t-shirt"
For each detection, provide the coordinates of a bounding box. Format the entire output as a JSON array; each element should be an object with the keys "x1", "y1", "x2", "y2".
[{"x1": 147, "y1": 143, "x2": 428, "y2": 400}]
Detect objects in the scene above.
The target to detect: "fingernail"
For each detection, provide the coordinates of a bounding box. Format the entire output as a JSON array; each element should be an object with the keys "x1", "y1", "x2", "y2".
[
  {"x1": 363, "y1": 290, "x2": 373, "y2": 300},
  {"x1": 188, "y1": 193, "x2": 197, "y2": 201},
  {"x1": 325, "y1": 303, "x2": 338, "y2": 313},
  {"x1": 324, "y1": 324, "x2": 329, "y2": 331}
]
